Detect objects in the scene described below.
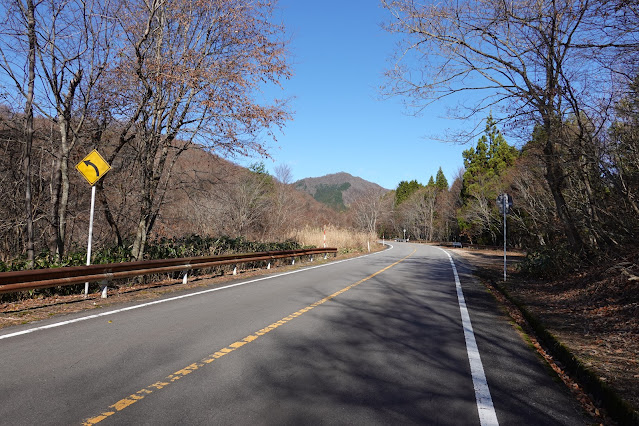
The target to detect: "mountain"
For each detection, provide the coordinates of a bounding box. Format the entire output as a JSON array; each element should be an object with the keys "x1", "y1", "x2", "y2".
[{"x1": 294, "y1": 172, "x2": 389, "y2": 211}]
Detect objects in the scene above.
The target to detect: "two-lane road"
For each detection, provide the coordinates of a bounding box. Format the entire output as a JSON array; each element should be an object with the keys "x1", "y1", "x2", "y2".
[{"x1": 0, "y1": 243, "x2": 587, "y2": 424}]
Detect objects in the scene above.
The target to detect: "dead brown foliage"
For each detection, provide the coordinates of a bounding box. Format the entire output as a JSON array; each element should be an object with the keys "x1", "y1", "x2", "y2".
[{"x1": 456, "y1": 246, "x2": 639, "y2": 423}]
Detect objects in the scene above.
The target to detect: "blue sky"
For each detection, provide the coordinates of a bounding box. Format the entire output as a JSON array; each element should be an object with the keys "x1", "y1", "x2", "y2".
[{"x1": 238, "y1": 0, "x2": 473, "y2": 190}]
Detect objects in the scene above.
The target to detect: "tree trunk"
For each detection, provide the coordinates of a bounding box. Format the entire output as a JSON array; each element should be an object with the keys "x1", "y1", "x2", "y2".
[
  {"x1": 542, "y1": 129, "x2": 584, "y2": 252},
  {"x1": 131, "y1": 216, "x2": 148, "y2": 261},
  {"x1": 50, "y1": 154, "x2": 62, "y2": 257},
  {"x1": 23, "y1": 0, "x2": 36, "y2": 268},
  {"x1": 58, "y1": 148, "x2": 70, "y2": 256},
  {"x1": 52, "y1": 68, "x2": 82, "y2": 259},
  {"x1": 428, "y1": 203, "x2": 434, "y2": 241},
  {"x1": 51, "y1": 121, "x2": 71, "y2": 260},
  {"x1": 96, "y1": 180, "x2": 123, "y2": 247}
]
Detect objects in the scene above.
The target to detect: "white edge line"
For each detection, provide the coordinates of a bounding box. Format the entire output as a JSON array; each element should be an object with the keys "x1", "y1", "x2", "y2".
[
  {"x1": 0, "y1": 244, "x2": 394, "y2": 341},
  {"x1": 435, "y1": 247, "x2": 499, "y2": 426}
]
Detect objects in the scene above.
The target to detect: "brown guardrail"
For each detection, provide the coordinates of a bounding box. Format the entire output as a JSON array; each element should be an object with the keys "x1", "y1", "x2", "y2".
[{"x1": 0, "y1": 248, "x2": 337, "y2": 295}]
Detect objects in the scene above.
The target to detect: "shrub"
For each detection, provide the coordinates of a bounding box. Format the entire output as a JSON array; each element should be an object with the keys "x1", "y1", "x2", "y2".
[
  {"x1": 0, "y1": 235, "x2": 304, "y2": 302},
  {"x1": 518, "y1": 245, "x2": 581, "y2": 279}
]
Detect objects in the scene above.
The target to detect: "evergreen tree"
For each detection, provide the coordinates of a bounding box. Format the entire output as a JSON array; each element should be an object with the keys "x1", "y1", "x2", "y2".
[
  {"x1": 435, "y1": 167, "x2": 448, "y2": 190},
  {"x1": 462, "y1": 114, "x2": 518, "y2": 199},
  {"x1": 395, "y1": 180, "x2": 423, "y2": 206},
  {"x1": 459, "y1": 115, "x2": 519, "y2": 244}
]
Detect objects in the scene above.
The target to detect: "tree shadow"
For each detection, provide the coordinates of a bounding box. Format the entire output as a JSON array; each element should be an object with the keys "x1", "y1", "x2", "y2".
[{"x1": 231, "y1": 254, "x2": 586, "y2": 424}]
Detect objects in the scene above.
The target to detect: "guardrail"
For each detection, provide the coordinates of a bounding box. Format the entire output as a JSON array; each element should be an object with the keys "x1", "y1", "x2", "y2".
[
  {"x1": 403, "y1": 240, "x2": 506, "y2": 250},
  {"x1": 0, "y1": 248, "x2": 337, "y2": 296}
]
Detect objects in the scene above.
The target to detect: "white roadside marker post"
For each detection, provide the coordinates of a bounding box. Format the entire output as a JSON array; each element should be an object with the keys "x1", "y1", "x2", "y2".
[{"x1": 85, "y1": 185, "x2": 96, "y2": 296}]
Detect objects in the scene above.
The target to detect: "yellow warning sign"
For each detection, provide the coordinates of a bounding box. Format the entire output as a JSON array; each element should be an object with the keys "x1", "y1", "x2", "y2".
[{"x1": 76, "y1": 149, "x2": 111, "y2": 186}]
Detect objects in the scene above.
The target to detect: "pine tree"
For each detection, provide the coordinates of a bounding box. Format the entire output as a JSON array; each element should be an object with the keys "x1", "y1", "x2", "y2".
[
  {"x1": 459, "y1": 114, "x2": 519, "y2": 244},
  {"x1": 395, "y1": 180, "x2": 423, "y2": 206},
  {"x1": 462, "y1": 114, "x2": 518, "y2": 199},
  {"x1": 435, "y1": 167, "x2": 448, "y2": 190}
]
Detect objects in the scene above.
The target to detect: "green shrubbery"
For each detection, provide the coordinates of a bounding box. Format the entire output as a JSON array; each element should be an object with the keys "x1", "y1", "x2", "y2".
[
  {"x1": 0, "y1": 235, "x2": 304, "y2": 272},
  {"x1": 0, "y1": 235, "x2": 306, "y2": 301},
  {"x1": 517, "y1": 245, "x2": 581, "y2": 279},
  {"x1": 145, "y1": 235, "x2": 303, "y2": 260}
]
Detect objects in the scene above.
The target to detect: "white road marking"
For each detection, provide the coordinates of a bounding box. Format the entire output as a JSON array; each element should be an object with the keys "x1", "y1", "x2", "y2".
[
  {"x1": 439, "y1": 248, "x2": 499, "y2": 426},
  {"x1": 0, "y1": 245, "x2": 393, "y2": 341}
]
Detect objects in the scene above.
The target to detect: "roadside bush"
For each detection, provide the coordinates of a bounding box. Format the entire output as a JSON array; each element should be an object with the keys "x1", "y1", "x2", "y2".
[
  {"x1": 145, "y1": 235, "x2": 302, "y2": 259},
  {"x1": 0, "y1": 235, "x2": 304, "y2": 302},
  {"x1": 0, "y1": 235, "x2": 304, "y2": 272},
  {"x1": 518, "y1": 245, "x2": 581, "y2": 279}
]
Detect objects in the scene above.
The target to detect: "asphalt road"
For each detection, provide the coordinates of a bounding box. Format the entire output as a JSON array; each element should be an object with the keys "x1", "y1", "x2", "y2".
[{"x1": 0, "y1": 243, "x2": 588, "y2": 425}]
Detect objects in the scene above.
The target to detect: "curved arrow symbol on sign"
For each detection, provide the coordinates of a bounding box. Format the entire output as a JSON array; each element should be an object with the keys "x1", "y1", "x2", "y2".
[{"x1": 83, "y1": 160, "x2": 100, "y2": 177}]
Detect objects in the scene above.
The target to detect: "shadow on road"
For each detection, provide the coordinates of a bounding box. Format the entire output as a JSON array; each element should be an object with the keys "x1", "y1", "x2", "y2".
[{"x1": 235, "y1": 253, "x2": 586, "y2": 425}]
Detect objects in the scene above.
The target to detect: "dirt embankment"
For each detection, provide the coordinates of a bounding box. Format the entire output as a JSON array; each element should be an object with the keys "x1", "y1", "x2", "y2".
[{"x1": 455, "y1": 247, "x2": 639, "y2": 424}]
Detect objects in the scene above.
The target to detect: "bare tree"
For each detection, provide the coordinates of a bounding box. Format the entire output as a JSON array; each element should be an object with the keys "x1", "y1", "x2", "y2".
[
  {"x1": 99, "y1": 0, "x2": 291, "y2": 260},
  {"x1": 352, "y1": 188, "x2": 387, "y2": 236},
  {"x1": 0, "y1": 0, "x2": 37, "y2": 266},
  {"x1": 274, "y1": 164, "x2": 293, "y2": 185},
  {"x1": 381, "y1": 0, "x2": 637, "y2": 253},
  {"x1": 0, "y1": 0, "x2": 116, "y2": 260},
  {"x1": 268, "y1": 164, "x2": 302, "y2": 239},
  {"x1": 216, "y1": 168, "x2": 273, "y2": 238},
  {"x1": 459, "y1": 186, "x2": 500, "y2": 244},
  {"x1": 38, "y1": 0, "x2": 114, "y2": 259}
]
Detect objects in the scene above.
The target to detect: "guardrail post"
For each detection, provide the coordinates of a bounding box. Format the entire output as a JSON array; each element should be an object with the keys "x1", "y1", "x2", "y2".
[{"x1": 100, "y1": 280, "x2": 108, "y2": 298}]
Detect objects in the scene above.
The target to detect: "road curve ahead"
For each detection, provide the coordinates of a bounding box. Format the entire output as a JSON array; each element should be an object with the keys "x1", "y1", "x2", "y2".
[{"x1": 0, "y1": 243, "x2": 588, "y2": 425}]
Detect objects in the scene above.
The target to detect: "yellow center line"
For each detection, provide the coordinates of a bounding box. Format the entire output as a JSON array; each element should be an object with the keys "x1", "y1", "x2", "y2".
[{"x1": 83, "y1": 249, "x2": 415, "y2": 425}]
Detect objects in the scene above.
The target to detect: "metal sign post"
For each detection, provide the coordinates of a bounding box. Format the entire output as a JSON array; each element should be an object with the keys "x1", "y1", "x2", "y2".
[
  {"x1": 497, "y1": 193, "x2": 513, "y2": 282},
  {"x1": 502, "y1": 195, "x2": 507, "y2": 281},
  {"x1": 85, "y1": 185, "x2": 96, "y2": 295},
  {"x1": 76, "y1": 150, "x2": 111, "y2": 297}
]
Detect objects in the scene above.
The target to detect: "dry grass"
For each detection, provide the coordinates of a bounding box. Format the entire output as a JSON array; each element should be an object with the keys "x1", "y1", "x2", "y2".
[{"x1": 289, "y1": 225, "x2": 380, "y2": 253}]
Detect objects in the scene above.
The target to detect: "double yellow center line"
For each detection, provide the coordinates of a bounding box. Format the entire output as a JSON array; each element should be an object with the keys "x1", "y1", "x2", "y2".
[{"x1": 84, "y1": 249, "x2": 415, "y2": 425}]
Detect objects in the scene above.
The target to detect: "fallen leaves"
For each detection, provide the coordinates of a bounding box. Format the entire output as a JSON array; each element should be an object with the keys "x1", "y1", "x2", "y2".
[{"x1": 456, "y1": 246, "x2": 639, "y2": 424}]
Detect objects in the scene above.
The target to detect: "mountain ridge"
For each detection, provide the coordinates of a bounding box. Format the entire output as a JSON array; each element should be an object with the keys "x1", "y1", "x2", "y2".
[{"x1": 294, "y1": 172, "x2": 389, "y2": 211}]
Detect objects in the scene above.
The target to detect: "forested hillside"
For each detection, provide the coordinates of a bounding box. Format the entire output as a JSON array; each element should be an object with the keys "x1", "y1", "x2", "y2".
[
  {"x1": 375, "y1": 107, "x2": 639, "y2": 271},
  {"x1": 0, "y1": 0, "x2": 353, "y2": 269},
  {"x1": 295, "y1": 172, "x2": 388, "y2": 211},
  {"x1": 2, "y1": 0, "x2": 639, "y2": 276},
  {"x1": 378, "y1": 0, "x2": 639, "y2": 271}
]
